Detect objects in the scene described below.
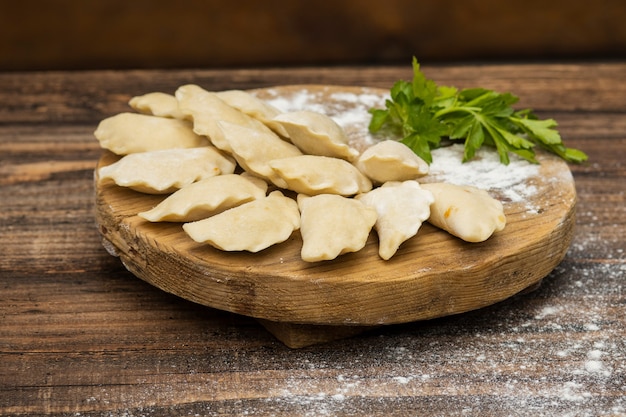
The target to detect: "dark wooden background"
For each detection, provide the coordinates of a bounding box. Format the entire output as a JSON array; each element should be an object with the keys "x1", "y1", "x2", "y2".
[{"x1": 1, "y1": 0, "x2": 626, "y2": 71}]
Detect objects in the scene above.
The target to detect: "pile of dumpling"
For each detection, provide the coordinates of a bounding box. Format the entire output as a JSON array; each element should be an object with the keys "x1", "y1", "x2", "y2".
[{"x1": 96, "y1": 85, "x2": 506, "y2": 262}]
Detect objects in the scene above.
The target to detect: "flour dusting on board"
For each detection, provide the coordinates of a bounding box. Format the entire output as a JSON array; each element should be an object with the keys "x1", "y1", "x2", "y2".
[
  {"x1": 428, "y1": 144, "x2": 540, "y2": 205},
  {"x1": 261, "y1": 87, "x2": 540, "y2": 210},
  {"x1": 262, "y1": 87, "x2": 390, "y2": 151}
]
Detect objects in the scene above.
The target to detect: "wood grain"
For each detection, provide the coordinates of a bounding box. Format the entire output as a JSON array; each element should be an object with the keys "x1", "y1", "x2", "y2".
[
  {"x1": 1, "y1": 0, "x2": 625, "y2": 71},
  {"x1": 1, "y1": 63, "x2": 624, "y2": 416}
]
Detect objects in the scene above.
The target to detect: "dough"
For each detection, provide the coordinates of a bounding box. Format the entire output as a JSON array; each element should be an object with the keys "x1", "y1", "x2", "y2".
[
  {"x1": 183, "y1": 191, "x2": 300, "y2": 252},
  {"x1": 175, "y1": 84, "x2": 273, "y2": 152},
  {"x1": 139, "y1": 174, "x2": 268, "y2": 222},
  {"x1": 98, "y1": 147, "x2": 236, "y2": 194},
  {"x1": 128, "y1": 92, "x2": 187, "y2": 120},
  {"x1": 94, "y1": 112, "x2": 208, "y2": 155},
  {"x1": 273, "y1": 110, "x2": 359, "y2": 160},
  {"x1": 298, "y1": 194, "x2": 377, "y2": 262},
  {"x1": 215, "y1": 89, "x2": 289, "y2": 137},
  {"x1": 420, "y1": 182, "x2": 506, "y2": 242},
  {"x1": 356, "y1": 140, "x2": 429, "y2": 184},
  {"x1": 269, "y1": 155, "x2": 372, "y2": 196},
  {"x1": 356, "y1": 181, "x2": 434, "y2": 260},
  {"x1": 217, "y1": 121, "x2": 302, "y2": 188}
]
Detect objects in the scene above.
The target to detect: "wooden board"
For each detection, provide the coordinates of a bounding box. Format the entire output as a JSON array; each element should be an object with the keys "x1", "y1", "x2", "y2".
[{"x1": 94, "y1": 85, "x2": 577, "y2": 347}]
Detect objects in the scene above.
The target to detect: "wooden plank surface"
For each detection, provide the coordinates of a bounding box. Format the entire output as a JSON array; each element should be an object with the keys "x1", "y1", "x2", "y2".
[
  {"x1": 1, "y1": 0, "x2": 625, "y2": 71},
  {"x1": 1, "y1": 62, "x2": 625, "y2": 416}
]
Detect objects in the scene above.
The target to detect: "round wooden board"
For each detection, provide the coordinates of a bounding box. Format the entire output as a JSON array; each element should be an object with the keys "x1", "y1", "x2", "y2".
[{"x1": 94, "y1": 85, "x2": 577, "y2": 329}]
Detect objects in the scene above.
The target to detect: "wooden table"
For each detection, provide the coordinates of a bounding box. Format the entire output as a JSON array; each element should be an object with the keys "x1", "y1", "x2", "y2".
[{"x1": 1, "y1": 62, "x2": 625, "y2": 416}]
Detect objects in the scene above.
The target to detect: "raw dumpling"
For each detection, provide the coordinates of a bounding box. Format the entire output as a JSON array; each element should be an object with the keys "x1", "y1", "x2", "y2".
[
  {"x1": 356, "y1": 140, "x2": 429, "y2": 184},
  {"x1": 269, "y1": 155, "x2": 372, "y2": 196},
  {"x1": 217, "y1": 121, "x2": 302, "y2": 188},
  {"x1": 175, "y1": 84, "x2": 273, "y2": 152},
  {"x1": 138, "y1": 174, "x2": 268, "y2": 222},
  {"x1": 94, "y1": 112, "x2": 208, "y2": 155},
  {"x1": 273, "y1": 111, "x2": 359, "y2": 161},
  {"x1": 298, "y1": 194, "x2": 377, "y2": 262},
  {"x1": 356, "y1": 181, "x2": 434, "y2": 260},
  {"x1": 215, "y1": 89, "x2": 289, "y2": 137},
  {"x1": 98, "y1": 147, "x2": 236, "y2": 194},
  {"x1": 420, "y1": 182, "x2": 506, "y2": 242},
  {"x1": 183, "y1": 191, "x2": 300, "y2": 252},
  {"x1": 128, "y1": 92, "x2": 187, "y2": 120}
]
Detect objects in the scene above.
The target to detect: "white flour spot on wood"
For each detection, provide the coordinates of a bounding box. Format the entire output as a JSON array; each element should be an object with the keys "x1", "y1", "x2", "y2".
[{"x1": 534, "y1": 305, "x2": 563, "y2": 320}]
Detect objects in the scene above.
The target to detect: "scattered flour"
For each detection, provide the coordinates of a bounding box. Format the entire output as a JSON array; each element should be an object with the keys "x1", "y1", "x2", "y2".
[
  {"x1": 392, "y1": 376, "x2": 413, "y2": 384},
  {"x1": 428, "y1": 144, "x2": 540, "y2": 204},
  {"x1": 583, "y1": 350, "x2": 612, "y2": 377},
  {"x1": 534, "y1": 305, "x2": 563, "y2": 320}
]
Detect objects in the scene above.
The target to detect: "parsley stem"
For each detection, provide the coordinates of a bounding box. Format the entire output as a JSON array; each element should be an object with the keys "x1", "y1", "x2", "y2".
[{"x1": 433, "y1": 106, "x2": 481, "y2": 119}]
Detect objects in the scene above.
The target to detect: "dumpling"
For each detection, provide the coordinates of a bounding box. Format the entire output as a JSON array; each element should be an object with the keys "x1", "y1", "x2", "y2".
[
  {"x1": 216, "y1": 90, "x2": 281, "y2": 120},
  {"x1": 273, "y1": 111, "x2": 359, "y2": 160},
  {"x1": 138, "y1": 174, "x2": 268, "y2": 222},
  {"x1": 182, "y1": 191, "x2": 300, "y2": 252},
  {"x1": 420, "y1": 182, "x2": 506, "y2": 242},
  {"x1": 175, "y1": 84, "x2": 273, "y2": 152},
  {"x1": 355, "y1": 140, "x2": 429, "y2": 184},
  {"x1": 355, "y1": 181, "x2": 434, "y2": 260},
  {"x1": 298, "y1": 194, "x2": 377, "y2": 262},
  {"x1": 215, "y1": 89, "x2": 289, "y2": 137},
  {"x1": 98, "y1": 147, "x2": 236, "y2": 194},
  {"x1": 269, "y1": 155, "x2": 372, "y2": 196},
  {"x1": 217, "y1": 121, "x2": 302, "y2": 188},
  {"x1": 94, "y1": 112, "x2": 208, "y2": 155},
  {"x1": 128, "y1": 92, "x2": 187, "y2": 120}
]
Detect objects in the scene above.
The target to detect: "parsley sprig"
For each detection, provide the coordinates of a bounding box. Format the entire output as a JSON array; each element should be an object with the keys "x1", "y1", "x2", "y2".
[{"x1": 368, "y1": 57, "x2": 588, "y2": 165}]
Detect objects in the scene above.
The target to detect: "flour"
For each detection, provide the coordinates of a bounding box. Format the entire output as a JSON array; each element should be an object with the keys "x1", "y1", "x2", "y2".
[
  {"x1": 428, "y1": 144, "x2": 540, "y2": 204},
  {"x1": 534, "y1": 305, "x2": 563, "y2": 320},
  {"x1": 263, "y1": 89, "x2": 386, "y2": 121}
]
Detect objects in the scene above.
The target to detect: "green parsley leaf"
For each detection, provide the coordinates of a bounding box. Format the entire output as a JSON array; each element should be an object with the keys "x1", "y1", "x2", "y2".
[
  {"x1": 368, "y1": 57, "x2": 588, "y2": 165},
  {"x1": 410, "y1": 58, "x2": 439, "y2": 106}
]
